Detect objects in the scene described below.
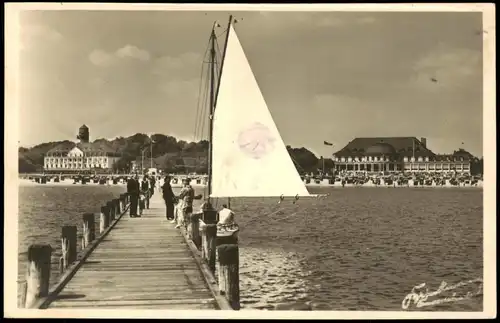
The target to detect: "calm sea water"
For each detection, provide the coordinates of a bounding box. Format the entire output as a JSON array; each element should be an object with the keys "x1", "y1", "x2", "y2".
[{"x1": 18, "y1": 185, "x2": 483, "y2": 311}]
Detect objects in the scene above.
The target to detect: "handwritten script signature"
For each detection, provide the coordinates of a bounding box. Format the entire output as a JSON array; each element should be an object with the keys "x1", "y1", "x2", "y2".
[{"x1": 402, "y1": 278, "x2": 483, "y2": 309}]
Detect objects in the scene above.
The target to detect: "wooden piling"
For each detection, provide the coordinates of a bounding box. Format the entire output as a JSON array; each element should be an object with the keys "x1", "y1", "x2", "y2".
[
  {"x1": 112, "y1": 198, "x2": 119, "y2": 215},
  {"x1": 217, "y1": 244, "x2": 240, "y2": 310},
  {"x1": 61, "y1": 225, "x2": 77, "y2": 272},
  {"x1": 25, "y1": 244, "x2": 52, "y2": 308},
  {"x1": 99, "y1": 205, "x2": 110, "y2": 234},
  {"x1": 82, "y1": 213, "x2": 95, "y2": 249},
  {"x1": 204, "y1": 224, "x2": 217, "y2": 273},
  {"x1": 107, "y1": 201, "x2": 115, "y2": 222},
  {"x1": 120, "y1": 194, "x2": 127, "y2": 212},
  {"x1": 189, "y1": 213, "x2": 201, "y2": 248},
  {"x1": 203, "y1": 208, "x2": 218, "y2": 224}
]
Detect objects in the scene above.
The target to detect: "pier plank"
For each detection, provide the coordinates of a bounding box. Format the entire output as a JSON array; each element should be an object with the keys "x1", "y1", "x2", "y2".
[{"x1": 46, "y1": 194, "x2": 220, "y2": 310}]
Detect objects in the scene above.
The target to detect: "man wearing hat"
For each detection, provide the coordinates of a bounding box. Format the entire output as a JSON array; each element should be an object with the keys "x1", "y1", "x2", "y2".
[
  {"x1": 127, "y1": 174, "x2": 140, "y2": 217},
  {"x1": 162, "y1": 175, "x2": 176, "y2": 220}
]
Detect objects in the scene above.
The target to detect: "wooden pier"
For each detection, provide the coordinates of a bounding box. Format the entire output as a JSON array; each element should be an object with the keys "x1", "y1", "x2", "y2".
[{"x1": 19, "y1": 192, "x2": 236, "y2": 310}]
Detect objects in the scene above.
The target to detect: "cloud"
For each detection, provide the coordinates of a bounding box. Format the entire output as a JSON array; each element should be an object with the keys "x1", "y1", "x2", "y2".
[
  {"x1": 88, "y1": 49, "x2": 114, "y2": 67},
  {"x1": 115, "y1": 45, "x2": 150, "y2": 61},
  {"x1": 152, "y1": 52, "x2": 202, "y2": 76},
  {"x1": 411, "y1": 44, "x2": 481, "y2": 91},
  {"x1": 159, "y1": 79, "x2": 199, "y2": 96},
  {"x1": 21, "y1": 24, "x2": 63, "y2": 50},
  {"x1": 88, "y1": 45, "x2": 151, "y2": 67}
]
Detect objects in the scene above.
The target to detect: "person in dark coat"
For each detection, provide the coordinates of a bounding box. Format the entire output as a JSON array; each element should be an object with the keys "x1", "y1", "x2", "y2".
[
  {"x1": 149, "y1": 176, "x2": 156, "y2": 198},
  {"x1": 127, "y1": 175, "x2": 140, "y2": 217},
  {"x1": 162, "y1": 175, "x2": 176, "y2": 220}
]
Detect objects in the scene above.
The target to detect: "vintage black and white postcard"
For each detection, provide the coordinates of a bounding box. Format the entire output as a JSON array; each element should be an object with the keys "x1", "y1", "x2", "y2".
[{"x1": 4, "y1": 2, "x2": 496, "y2": 320}]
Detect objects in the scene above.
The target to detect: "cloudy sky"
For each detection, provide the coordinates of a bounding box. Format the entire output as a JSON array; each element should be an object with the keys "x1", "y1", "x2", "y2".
[{"x1": 18, "y1": 9, "x2": 483, "y2": 157}]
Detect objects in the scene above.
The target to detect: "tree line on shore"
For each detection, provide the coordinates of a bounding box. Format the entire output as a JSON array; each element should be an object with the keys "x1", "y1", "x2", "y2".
[
  {"x1": 18, "y1": 133, "x2": 330, "y2": 174},
  {"x1": 18, "y1": 133, "x2": 484, "y2": 175}
]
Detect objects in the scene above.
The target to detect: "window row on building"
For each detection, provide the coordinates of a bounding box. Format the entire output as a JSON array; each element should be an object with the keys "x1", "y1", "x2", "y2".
[
  {"x1": 45, "y1": 157, "x2": 109, "y2": 163},
  {"x1": 334, "y1": 156, "x2": 469, "y2": 163},
  {"x1": 45, "y1": 164, "x2": 109, "y2": 169}
]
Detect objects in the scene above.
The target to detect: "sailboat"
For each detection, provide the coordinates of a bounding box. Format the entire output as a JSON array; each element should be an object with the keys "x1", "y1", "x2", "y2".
[{"x1": 196, "y1": 16, "x2": 317, "y2": 239}]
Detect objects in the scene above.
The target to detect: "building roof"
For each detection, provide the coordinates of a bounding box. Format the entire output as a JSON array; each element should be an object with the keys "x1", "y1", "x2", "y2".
[
  {"x1": 452, "y1": 148, "x2": 474, "y2": 158},
  {"x1": 46, "y1": 141, "x2": 120, "y2": 157},
  {"x1": 79, "y1": 124, "x2": 89, "y2": 129},
  {"x1": 333, "y1": 137, "x2": 436, "y2": 158},
  {"x1": 365, "y1": 142, "x2": 397, "y2": 156}
]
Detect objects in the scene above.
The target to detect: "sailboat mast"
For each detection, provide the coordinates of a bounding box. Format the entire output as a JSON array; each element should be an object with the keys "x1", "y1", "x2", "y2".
[
  {"x1": 219, "y1": 15, "x2": 233, "y2": 208},
  {"x1": 208, "y1": 15, "x2": 233, "y2": 202},
  {"x1": 208, "y1": 27, "x2": 216, "y2": 197}
]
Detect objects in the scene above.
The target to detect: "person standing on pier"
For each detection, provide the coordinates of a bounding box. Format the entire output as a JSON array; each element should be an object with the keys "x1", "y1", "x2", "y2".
[
  {"x1": 175, "y1": 178, "x2": 195, "y2": 229},
  {"x1": 149, "y1": 175, "x2": 156, "y2": 198},
  {"x1": 161, "y1": 175, "x2": 176, "y2": 220},
  {"x1": 140, "y1": 175, "x2": 150, "y2": 210},
  {"x1": 127, "y1": 175, "x2": 140, "y2": 217}
]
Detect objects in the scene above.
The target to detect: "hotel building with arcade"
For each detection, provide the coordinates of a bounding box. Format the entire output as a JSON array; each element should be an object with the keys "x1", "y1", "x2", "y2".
[{"x1": 332, "y1": 137, "x2": 474, "y2": 174}]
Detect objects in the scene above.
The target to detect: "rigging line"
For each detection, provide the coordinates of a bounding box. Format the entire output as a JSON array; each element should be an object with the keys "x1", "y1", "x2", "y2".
[
  {"x1": 195, "y1": 57, "x2": 212, "y2": 141},
  {"x1": 214, "y1": 37, "x2": 223, "y2": 78},
  {"x1": 216, "y1": 28, "x2": 228, "y2": 39},
  {"x1": 199, "y1": 63, "x2": 210, "y2": 141},
  {"x1": 193, "y1": 39, "x2": 212, "y2": 141},
  {"x1": 213, "y1": 15, "x2": 233, "y2": 113},
  {"x1": 214, "y1": 34, "x2": 223, "y2": 60},
  {"x1": 193, "y1": 81, "x2": 205, "y2": 141},
  {"x1": 193, "y1": 62, "x2": 207, "y2": 141}
]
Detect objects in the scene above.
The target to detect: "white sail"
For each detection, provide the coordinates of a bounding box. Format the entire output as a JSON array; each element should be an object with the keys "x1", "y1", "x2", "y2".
[{"x1": 211, "y1": 26, "x2": 311, "y2": 198}]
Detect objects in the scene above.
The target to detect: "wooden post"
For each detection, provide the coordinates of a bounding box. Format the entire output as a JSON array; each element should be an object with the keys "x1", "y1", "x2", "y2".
[
  {"x1": 205, "y1": 224, "x2": 217, "y2": 273},
  {"x1": 99, "y1": 205, "x2": 110, "y2": 234},
  {"x1": 201, "y1": 225, "x2": 208, "y2": 261},
  {"x1": 116, "y1": 198, "x2": 122, "y2": 214},
  {"x1": 114, "y1": 198, "x2": 121, "y2": 215},
  {"x1": 119, "y1": 194, "x2": 126, "y2": 212},
  {"x1": 217, "y1": 244, "x2": 240, "y2": 310},
  {"x1": 107, "y1": 201, "x2": 115, "y2": 222},
  {"x1": 25, "y1": 244, "x2": 52, "y2": 308},
  {"x1": 82, "y1": 213, "x2": 95, "y2": 249},
  {"x1": 61, "y1": 225, "x2": 77, "y2": 273},
  {"x1": 189, "y1": 213, "x2": 201, "y2": 249}
]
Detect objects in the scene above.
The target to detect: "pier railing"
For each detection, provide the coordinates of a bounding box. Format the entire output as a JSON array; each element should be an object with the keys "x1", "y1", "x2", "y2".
[
  {"x1": 180, "y1": 209, "x2": 240, "y2": 310},
  {"x1": 18, "y1": 193, "x2": 131, "y2": 309}
]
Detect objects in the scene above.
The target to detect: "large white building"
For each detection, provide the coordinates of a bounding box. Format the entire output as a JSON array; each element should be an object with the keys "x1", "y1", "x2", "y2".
[
  {"x1": 332, "y1": 137, "x2": 474, "y2": 174},
  {"x1": 43, "y1": 125, "x2": 121, "y2": 172}
]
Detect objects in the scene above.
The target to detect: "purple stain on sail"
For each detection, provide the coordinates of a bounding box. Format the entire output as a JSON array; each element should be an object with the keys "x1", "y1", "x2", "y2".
[{"x1": 237, "y1": 122, "x2": 276, "y2": 159}]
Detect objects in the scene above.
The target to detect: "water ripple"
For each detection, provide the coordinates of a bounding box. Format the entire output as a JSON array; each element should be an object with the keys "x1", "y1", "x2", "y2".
[{"x1": 18, "y1": 186, "x2": 483, "y2": 311}]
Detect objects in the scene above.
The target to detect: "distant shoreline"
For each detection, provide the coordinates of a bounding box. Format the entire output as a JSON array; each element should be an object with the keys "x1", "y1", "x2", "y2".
[{"x1": 17, "y1": 178, "x2": 483, "y2": 189}]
